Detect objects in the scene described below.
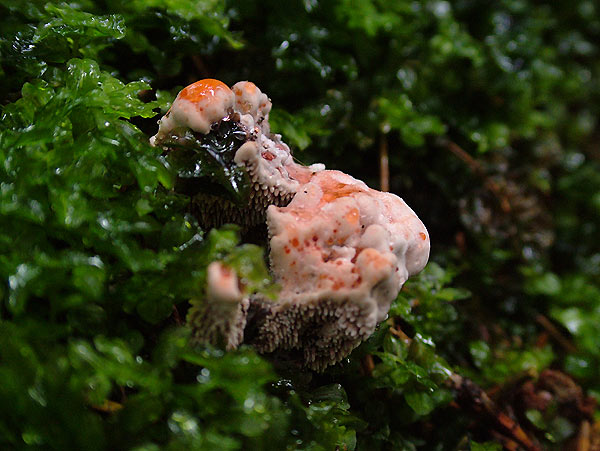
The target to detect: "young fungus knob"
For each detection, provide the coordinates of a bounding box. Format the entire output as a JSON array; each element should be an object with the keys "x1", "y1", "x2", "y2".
[{"x1": 150, "y1": 79, "x2": 234, "y2": 146}]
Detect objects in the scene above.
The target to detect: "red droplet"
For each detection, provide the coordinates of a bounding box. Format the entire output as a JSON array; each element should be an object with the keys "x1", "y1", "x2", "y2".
[{"x1": 262, "y1": 151, "x2": 276, "y2": 161}]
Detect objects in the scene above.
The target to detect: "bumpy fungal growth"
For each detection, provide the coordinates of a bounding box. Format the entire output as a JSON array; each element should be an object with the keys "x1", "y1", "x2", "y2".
[
  {"x1": 150, "y1": 79, "x2": 235, "y2": 144},
  {"x1": 252, "y1": 170, "x2": 429, "y2": 369},
  {"x1": 152, "y1": 79, "x2": 430, "y2": 370},
  {"x1": 187, "y1": 262, "x2": 249, "y2": 350},
  {"x1": 151, "y1": 80, "x2": 322, "y2": 228}
]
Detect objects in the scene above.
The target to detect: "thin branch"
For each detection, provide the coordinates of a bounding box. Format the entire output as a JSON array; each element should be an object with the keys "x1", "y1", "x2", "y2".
[
  {"x1": 361, "y1": 354, "x2": 375, "y2": 376},
  {"x1": 389, "y1": 326, "x2": 411, "y2": 342},
  {"x1": 439, "y1": 138, "x2": 512, "y2": 213},
  {"x1": 535, "y1": 314, "x2": 577, "y2": 353},
  {"x1": 389, "y1": 323, "x2": 540, "y2": 450},
  {"x1": 90, "y1": 399, "x2": 124, "y2": 414},
  {"x1": 379, "y1": 134, "x2": 389, "y2": 192},
  {"x1": 445, "y1": 139, "x2": 484, "y2": 174},
  {"x1": 448, "y1": 373, "x2": 541, "y2": 451},
  {"x1": 577, "y1": 420, "x2": 591, "y2": 451}
]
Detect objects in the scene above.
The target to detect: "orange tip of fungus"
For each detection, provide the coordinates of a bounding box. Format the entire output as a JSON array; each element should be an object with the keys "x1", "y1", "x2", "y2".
[{"x1": 177, "y1": 79, "x2": 232, "y2": 103}]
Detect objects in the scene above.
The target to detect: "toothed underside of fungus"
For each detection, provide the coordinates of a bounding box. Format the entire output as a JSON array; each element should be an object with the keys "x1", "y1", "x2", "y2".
[
  {"x1": 151, "y1": 79, "x2": 430, "y2": 370},
  {"x1": 152, "y1": 79, "x2": 320, "y2": 228},
  {"x1": 187, "y1": 262, "x2": 249, "y2": 350}
]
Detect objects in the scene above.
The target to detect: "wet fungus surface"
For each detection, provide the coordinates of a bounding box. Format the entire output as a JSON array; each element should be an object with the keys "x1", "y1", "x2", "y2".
[
  {"x1": 152, "y1": 79, "x2": 317, "y2": 230},
  {"x1": 151, "y1": 79, "x2": 430, "y2": 370}
]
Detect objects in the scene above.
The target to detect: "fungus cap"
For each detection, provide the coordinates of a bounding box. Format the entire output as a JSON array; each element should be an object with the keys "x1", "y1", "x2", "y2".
[
  {"x1": 268, "y1": 170, "x2": 430, "y2": 313},
  {"x1": 253, "y1": 170, "x2": 430, "y2": 369},
  {"x1": 232, "y1": 81, "x2": 272, "y2": 130},
  {"x1": 150, "y1": 79, "x2": 234, "y2": 145}
]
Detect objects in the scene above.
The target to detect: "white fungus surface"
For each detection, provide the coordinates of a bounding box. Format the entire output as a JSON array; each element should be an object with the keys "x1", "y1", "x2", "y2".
[
  {"x1": 252, "y1": 170, "x2": 430, "y2": 369},
  {"x1": 151, "y1": 79, "x2": 323, "y2": 211},
  {"x1": 150, "y1": 79, "x2": 235, "y2": 146},
  {"x1": 229, "y1": 82, "x2": 324, "y2": 201},
  {"x1": 206, "y1": 261, "x2": 243, "y2": 304},
  {"x1": 267, "y1": 169, "x2": 429, "y2": 324},
  {"x1": 232, "y1": 81, "x2": 272, "y2": 131},
  {"x1": 188, "y1": 262, "x2": 248, "y2": 350}
]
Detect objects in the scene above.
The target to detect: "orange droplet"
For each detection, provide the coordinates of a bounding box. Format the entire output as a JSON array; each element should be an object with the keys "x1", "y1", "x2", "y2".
[
  {"x1": 332, "y1": 280, "x2": 344, "y2": 290},
  {"x1": 178, "y1": 79, "x2": 232, "y2": 103},
  {"x1": 262, "y1": 151, "x2": 276, "y2": 161},
  {"x1": 344, "y1": 208, "x2": 360, "y2": 226},
  {"x1": 419, "y1": 232, "x2": 427, "y2": 241}
]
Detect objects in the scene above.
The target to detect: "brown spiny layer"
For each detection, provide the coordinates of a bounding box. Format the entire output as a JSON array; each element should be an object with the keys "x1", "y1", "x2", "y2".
[
  {"x1": 191, "y1": 185, "x2": 294, "y2": 229},
  {"x1": 187, "y1": 298, "x2": 249, "y2": 350},
  {"x1": 249, "y1": 296, "x2": 374, "y2": 372}
]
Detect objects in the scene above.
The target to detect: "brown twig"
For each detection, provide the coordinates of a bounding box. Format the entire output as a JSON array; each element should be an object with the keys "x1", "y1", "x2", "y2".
[
  {"x1": 90, "y1": 399, "x2": 123, "y2": 414},
  {"x1": 490, "y1": 430, "x2": 520, "y2": 450},
  {"x1": 386, "y1": 323, "x2": 542, "y2": 450},
  {"x1": 535, "y1": 314, "x2": 577, "y2": 353},
  {"x1": 379, "y1": 134, "x2": 389, "y2": 192},
  {"x1": 389, "y1": 326, "x2": 411, "y2": 343},
  {"x1": 361, "y1": 354, "x2": 375, "y2": 376},
  {"x1": 448, "y1": 373, "x2": 541, "y2": 451},
  {"x1": 440, "y1": 138, "x2": 511, "y2": 213},
  {"x1": 577, "y1": 420, "x2": 591, "y2": 451},
  {"x1": 592, "y1": 421, "x2": 600, "y2": 451},
  {"x1": 172, "y1": 305, "x2": 183, "y2": 326},
  {"x1": 445, "y1": 139, "x2": 484, "y2": 174}
]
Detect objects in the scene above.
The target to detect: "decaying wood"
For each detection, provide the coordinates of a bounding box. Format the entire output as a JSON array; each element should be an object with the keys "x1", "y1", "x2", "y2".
[
  {"x1": 535, "y1": 314, "x2": 577, "y2": 353},
  {"x1": 387, "y1": 319, "x2": 542, "y2": 450},
  {"x1": 447, "y1": 372, "x2": 542, "y2": 451},
  {"x1": 520, "y1": 369, "x2": 596, "y2": 423}
]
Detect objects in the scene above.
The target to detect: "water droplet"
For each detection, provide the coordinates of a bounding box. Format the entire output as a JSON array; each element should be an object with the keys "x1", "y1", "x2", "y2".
[{"x1": 244, "y1": 398, "x2": 255, "y2": 410}]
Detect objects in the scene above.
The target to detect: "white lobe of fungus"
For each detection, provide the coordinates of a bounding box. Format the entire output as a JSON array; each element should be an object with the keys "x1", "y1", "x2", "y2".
[
  {"x1": 252, "y1": 170, "x2": 429, "y2": 369},
  {"x1": 231, "y1": 81, "x2": 272, "y2": 132},
  {"x1": 188, "y1": 262, "x2": 248, "y2": 351},
  {"x1": 206, "y1": 261, "x2": 242, "y2": 304},
  {"x1": 230, "y1": 81, "x2": 320, "y2": 202},
  {"x1": 268, "y1": 170, "x2": 430, "y2": 317},
  {"x1": 158, "y1": 79, "x2": 431, "y2": 370},
  {"x1": 150, "y1": 79, "x2": 235, "y2": 146}
]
